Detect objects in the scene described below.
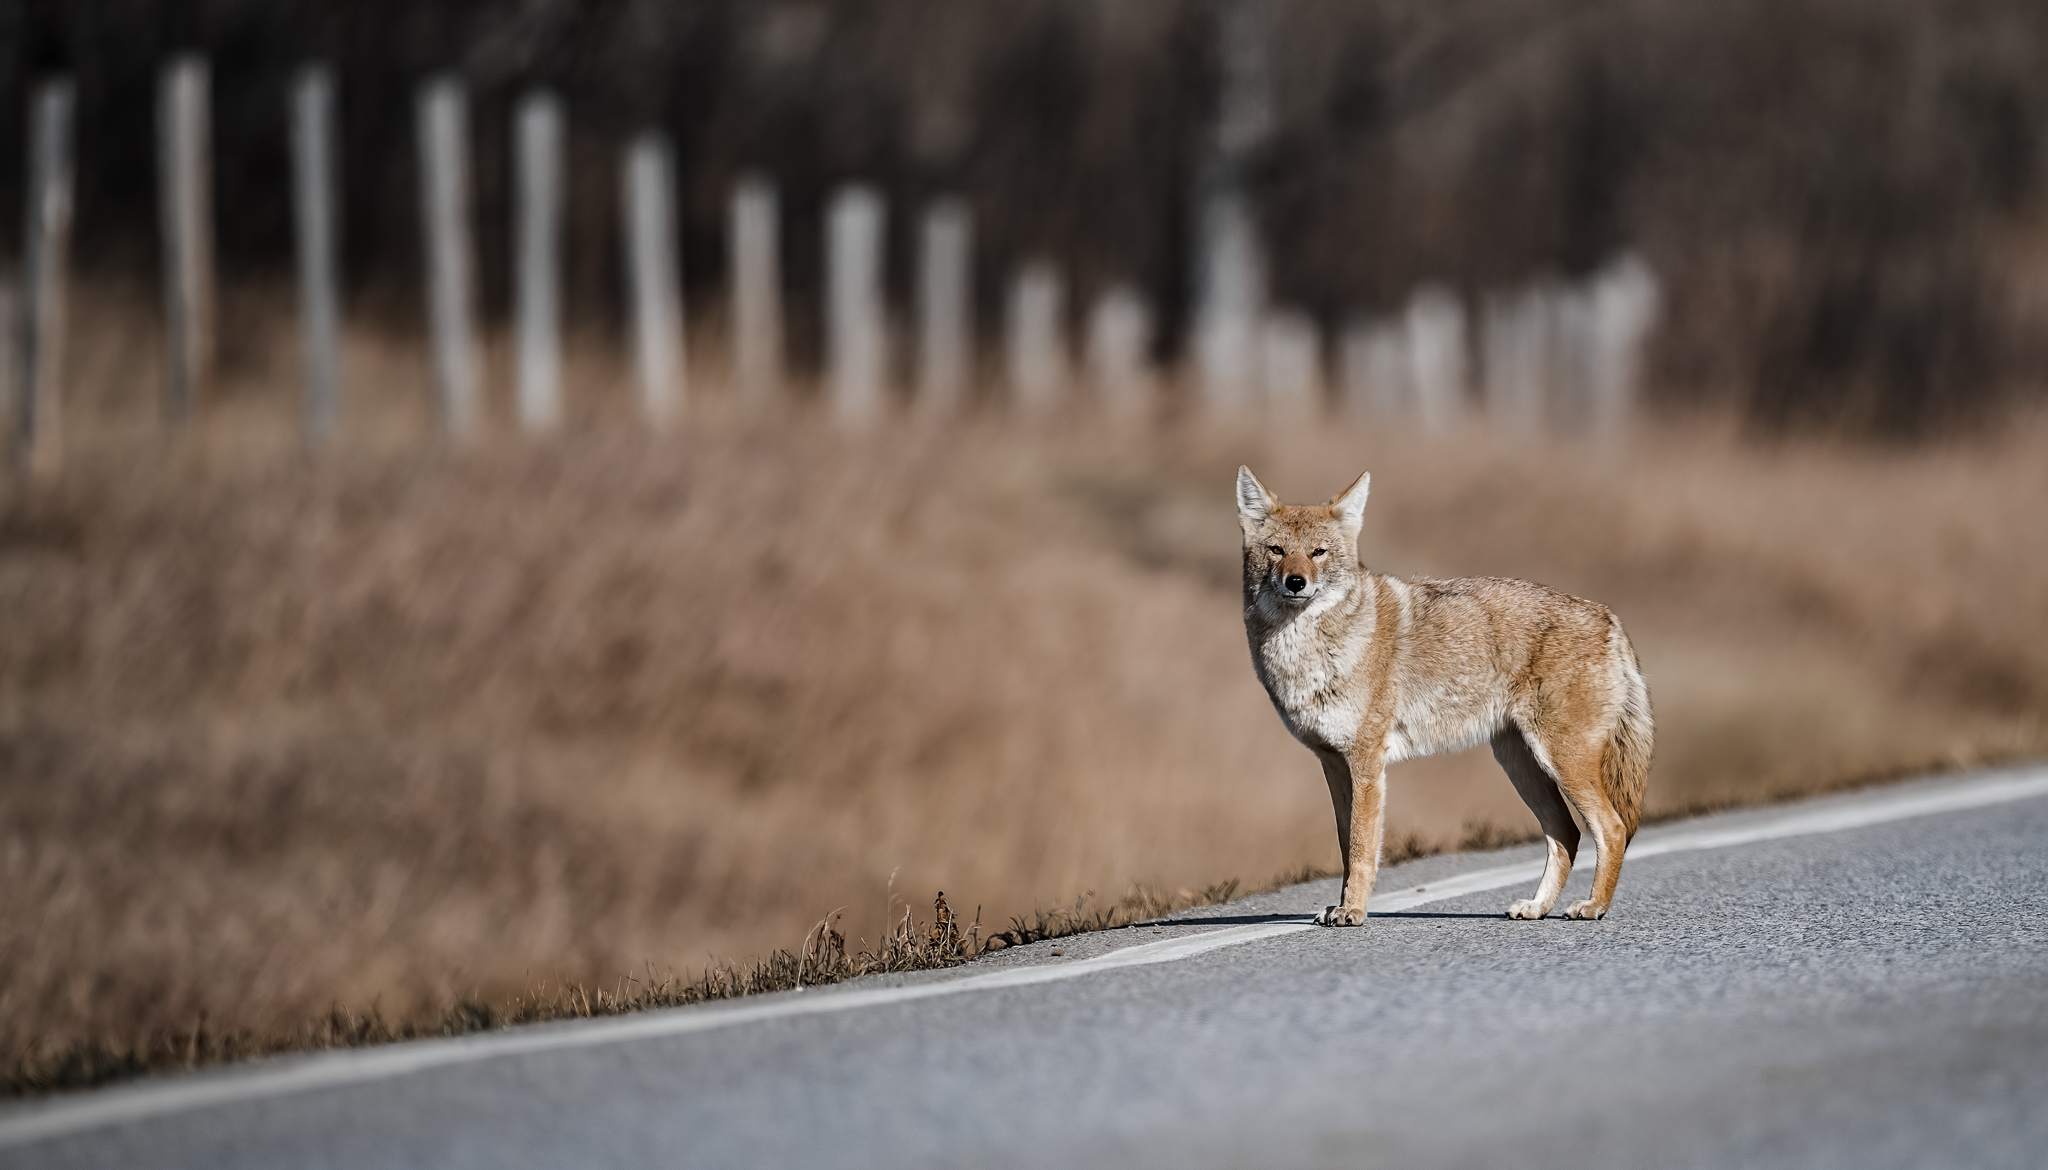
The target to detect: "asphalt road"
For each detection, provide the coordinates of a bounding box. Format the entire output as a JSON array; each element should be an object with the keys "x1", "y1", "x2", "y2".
[{"x1": 6, "y1": 766, "x2": 2046, "y2": 1169}]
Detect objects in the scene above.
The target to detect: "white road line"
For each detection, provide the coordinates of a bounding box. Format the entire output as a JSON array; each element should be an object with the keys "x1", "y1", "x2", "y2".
[{"x1": 3, "y1": 766, "x2": 2044, "y2": 1148}]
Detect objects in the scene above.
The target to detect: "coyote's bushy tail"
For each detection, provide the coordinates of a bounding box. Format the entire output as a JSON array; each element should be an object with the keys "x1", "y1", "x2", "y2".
[{"x1": 1603, "y1": 618, "x2": 1654, "y2": 841}]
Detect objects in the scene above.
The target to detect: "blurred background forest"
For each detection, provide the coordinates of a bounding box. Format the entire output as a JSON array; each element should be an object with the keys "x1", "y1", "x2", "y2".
[
  {"x1": 2, "y1": 0, "x2": 2047, "y2": 1089},
  {"x1": 6, "y1": 0, "x2": 2048, "y2": 428}
]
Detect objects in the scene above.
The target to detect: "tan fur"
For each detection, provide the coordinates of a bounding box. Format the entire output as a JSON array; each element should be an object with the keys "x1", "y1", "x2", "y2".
[{"x1": 1236, "y1": 466, "x2": 1653, "y2": 924}]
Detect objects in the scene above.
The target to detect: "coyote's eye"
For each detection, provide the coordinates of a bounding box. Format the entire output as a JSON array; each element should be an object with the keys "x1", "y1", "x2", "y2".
[
  {"x1": 1311, "y1": 548, "x2": 1327, "y2": 558},
  {"x1": 1266, "y1": 545, "x2": 1284, "y2": 556}
]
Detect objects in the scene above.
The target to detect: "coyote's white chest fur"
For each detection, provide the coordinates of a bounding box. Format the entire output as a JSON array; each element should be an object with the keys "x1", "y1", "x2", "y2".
[
  {"x1": 1252, "y1": 575, "x2": 1505, "y2": 765},
  {"x1": 1248, "y1": 578, "x2": 1377, "y2": 755}
]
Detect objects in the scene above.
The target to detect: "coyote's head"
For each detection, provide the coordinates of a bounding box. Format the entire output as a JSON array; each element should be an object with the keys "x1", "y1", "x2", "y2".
[{"x1": 1235, "y1": 466, "x2": 1371, "y2": 616}]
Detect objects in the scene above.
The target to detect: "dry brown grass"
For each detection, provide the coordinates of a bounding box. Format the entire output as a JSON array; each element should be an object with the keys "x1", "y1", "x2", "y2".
[
  {"x1": 6, "y1": 890, "x2": 989, "y2": 1095},
  {"x1": 2, "y1": 292, "x2": 2044, "y2": 1093}
]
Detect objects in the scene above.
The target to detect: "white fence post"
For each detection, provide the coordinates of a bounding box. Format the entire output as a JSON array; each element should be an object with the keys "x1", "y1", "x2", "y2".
[
  {"x1": 622, "y1": 133, "x2": 684, "y2": 430},
  {"x1": 1406, "y1": 286, "x2": 1467, "y2": 435},
  {"x1": 1482, "y1": 287, "x2": 1548, "y2": 440},
  {"x1": 1549, "y1": 285, "x2": 1596, "y2": 436},
  {"x1": 1339, "y1": 315, "x2": 1408, "y2": 423},
  {"x1": 18, "y1": 79, "x2": 75, "y2": 478},
  {"x1": 417, "y1": 76, "x2": 480, "y2": 441},
  {"x1": 916, "y1": 198, "x2": 971, "y2": 418},
  {"x1": 1587, "y1": 255, "x2": 1659, "y2": 456},
  {"x1": 1086, "y1": 285, "x2": 1153, "y2": 426},
  {"x1": 826, "y1": 185, "x2": 887, "y2": 429},
  {"x1": 1006, "y1": 261, "x2": 1066, "y2": 420},
  {"x1": 291, "y1": 65, "x2": 343, "y2": 446},
  {"x1": 1193, "y1": 0, "x2": 1271, "y2": 422},
  {"x1": 513, "y1": 90, "x2": 564, "y2": 433},
  {"x1": 729, "y1": 175, "x2": 782, "y2": 412},
  {"x1": 1193, "y1": 192, "x2": 1263, "y2": 420},
  {"x1": 1261, "y1": 309, "x2": 1322, "y2": 427},
  {"x1": 158, "y1": 55, "x2": 213, "y2": 428}
]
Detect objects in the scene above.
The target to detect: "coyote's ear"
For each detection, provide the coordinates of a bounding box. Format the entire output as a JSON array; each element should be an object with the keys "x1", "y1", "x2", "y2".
[
  {"x1": 1236, "y1": 466, "x2": 1277, "y2": 537},
  {"x1": 1331, "y1": 470, "x2": 1371, "y2": 537}
]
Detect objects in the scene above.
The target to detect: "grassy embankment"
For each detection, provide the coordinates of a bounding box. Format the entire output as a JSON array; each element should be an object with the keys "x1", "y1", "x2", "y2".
[{"x1": 4, "y1": 299, "x2": 2043, "y2": 1091}]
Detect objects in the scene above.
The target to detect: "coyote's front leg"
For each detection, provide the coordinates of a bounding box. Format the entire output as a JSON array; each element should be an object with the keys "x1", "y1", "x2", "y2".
[{"x1": 1315, "y1": 745, "x2": 1387, "y2": 927}]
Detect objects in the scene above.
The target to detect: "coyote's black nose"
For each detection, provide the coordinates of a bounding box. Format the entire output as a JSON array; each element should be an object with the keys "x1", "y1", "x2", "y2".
[{"x1": 1285, "y1": 574, "x2": 1308, "y2": 593}]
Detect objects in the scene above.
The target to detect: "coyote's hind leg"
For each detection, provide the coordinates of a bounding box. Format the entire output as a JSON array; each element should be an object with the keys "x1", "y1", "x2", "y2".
[
  {"x1": 1491, "y1": 727, "x2": 1580, "y2": 920},
  {"x1": 1541, "y1": 728, "x2": 1630, "y2": 921},
  {"x1": 1563, "y1": 807, "x2": 1629, "y2": 921}
]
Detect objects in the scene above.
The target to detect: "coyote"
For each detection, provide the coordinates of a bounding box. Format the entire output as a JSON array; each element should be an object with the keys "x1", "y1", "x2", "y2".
[{"x1": 1236, "y1": 467, "x2": 1652, "y2": 925}]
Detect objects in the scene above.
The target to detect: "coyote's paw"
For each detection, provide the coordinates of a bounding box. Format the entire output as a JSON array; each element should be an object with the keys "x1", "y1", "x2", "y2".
[
  {"x1": 1316, "y1": 904, "x2": 1368, "y2": 927},
  {"x1": 1563, "y1": 900, "x2": 1607, "y2": 920},
  {"x1": 1506, "y1": 899, "x2": 1549, "y2": 920}
]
